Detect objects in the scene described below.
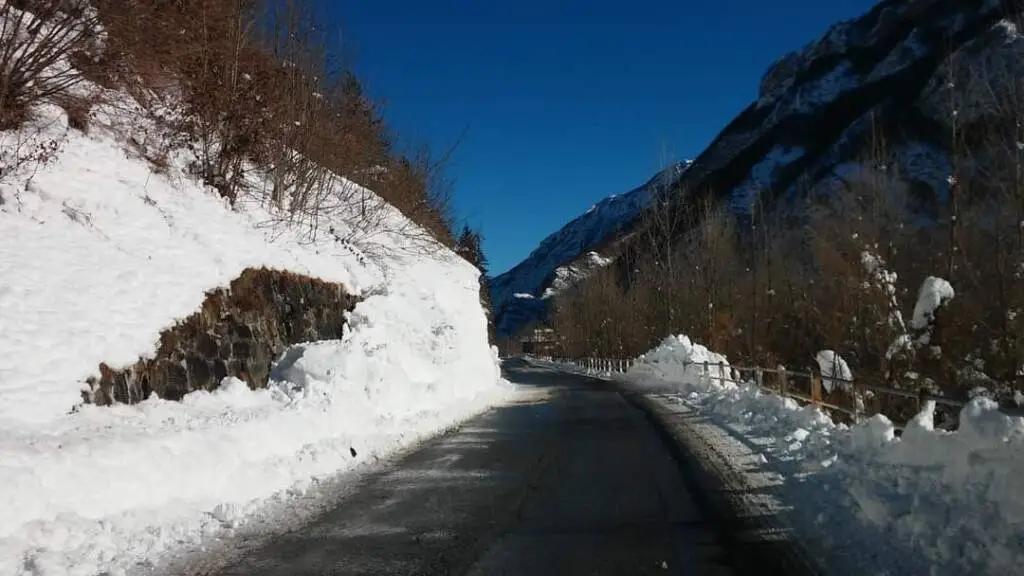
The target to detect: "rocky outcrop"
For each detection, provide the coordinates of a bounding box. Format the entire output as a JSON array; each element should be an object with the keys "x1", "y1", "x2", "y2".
[{"x1": 85, "y1": 268, "x2": 357, "y2": 405}]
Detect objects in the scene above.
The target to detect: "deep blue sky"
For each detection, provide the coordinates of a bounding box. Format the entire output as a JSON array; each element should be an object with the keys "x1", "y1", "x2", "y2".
[{"x1": 321, "y1": 0, "x2": 876, "y2": 276}]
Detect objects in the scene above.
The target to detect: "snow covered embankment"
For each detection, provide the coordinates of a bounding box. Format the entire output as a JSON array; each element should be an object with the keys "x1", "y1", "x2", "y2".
[
  {"x1": 626, "y1": 335, "x2": 1024, "y2": 576},
  {"x1": 0, "y1": 103, "x2": 514, "y2": 575}
]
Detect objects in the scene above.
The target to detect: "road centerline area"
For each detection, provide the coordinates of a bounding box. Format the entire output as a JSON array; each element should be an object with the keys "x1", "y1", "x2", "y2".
[{"x1": 213, "y1": 359, "x2": 734, "y2": 576}]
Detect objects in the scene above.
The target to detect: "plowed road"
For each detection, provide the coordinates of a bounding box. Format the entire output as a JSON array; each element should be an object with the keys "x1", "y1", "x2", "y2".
[{"x1": 214, "y1": 359, "x2": 740, "y2": 576}]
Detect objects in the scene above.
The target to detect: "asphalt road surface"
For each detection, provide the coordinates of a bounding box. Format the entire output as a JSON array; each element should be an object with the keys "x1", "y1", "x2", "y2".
[{"x1": 215, "y1": 359, "x2": 735, "y2": 576}]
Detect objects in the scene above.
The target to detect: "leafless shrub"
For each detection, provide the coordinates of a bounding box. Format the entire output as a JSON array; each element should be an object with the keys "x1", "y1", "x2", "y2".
[
  {"x1": 51, "y1": 89, "x2": 97, "y2": 131},
  {"x1": 0, "y1": 116, "x2": 62, "y2": 184},
  {"x1": 0, "y1": 0, "x2": 98, "y2": 129}
]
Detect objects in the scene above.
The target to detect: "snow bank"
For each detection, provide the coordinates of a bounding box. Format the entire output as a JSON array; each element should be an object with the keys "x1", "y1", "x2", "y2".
[
  {"x1": 626, "y1": 335, "x2": 1024, "y2": 575},
  {"x1": 0, "y1": 102, "x2": 512, "y2": 574}
]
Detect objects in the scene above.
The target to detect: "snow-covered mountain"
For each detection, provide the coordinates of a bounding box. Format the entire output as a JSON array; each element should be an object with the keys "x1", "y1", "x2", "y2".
[
  {"x1": 494, "y1": 0, "x2": 1023, "y2": 339},
  {"x1": 679, "y1": 0, "x2": 1019, "y2": 213},
  {"x1": 491, "y1": 161, "x2": 690, "y2": 338}
]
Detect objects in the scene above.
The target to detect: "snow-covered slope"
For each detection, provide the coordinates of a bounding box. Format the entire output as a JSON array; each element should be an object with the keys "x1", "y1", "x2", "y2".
[
  {"x1": 491, "y1": 161, "x2": 690, "y2": 337},
  {"x1": 496, "y1": 0, "x2": 1023, "y2": 339},
  {"x1": 0, "y1": 98, "x2": 513, "y2": 574}
]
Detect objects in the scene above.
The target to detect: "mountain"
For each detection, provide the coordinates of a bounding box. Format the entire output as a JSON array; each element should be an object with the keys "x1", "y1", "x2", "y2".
[
  {"x1": 494, "y1": 0, "x2": 1023, "y2": 340},
  {"x1": 674, "y1": 0, "x2": 1020, "y2": 215},
  {"x1": 491, "y1": 161, "x2": 690, "y2": 338}
]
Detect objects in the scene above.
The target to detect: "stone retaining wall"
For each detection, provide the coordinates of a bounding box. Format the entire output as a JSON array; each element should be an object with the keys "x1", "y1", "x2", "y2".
[{"x1": 85, "y1": 267, "x2": 357, "y2": 405}]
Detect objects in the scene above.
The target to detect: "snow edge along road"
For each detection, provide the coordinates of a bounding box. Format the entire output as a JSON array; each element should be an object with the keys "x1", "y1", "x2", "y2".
[{"x1": 624, "y1": 393, "x2": 824, "y2": 576}]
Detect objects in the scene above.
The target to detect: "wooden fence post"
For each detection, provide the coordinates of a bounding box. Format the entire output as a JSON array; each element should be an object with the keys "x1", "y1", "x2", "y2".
[
  {"x1": 852, "y1": 382, "x2": 862, "y2": 425},
  {"x1": 755, "y1": 367, "x2": 764, "y2": 391},
  {"x1": 779, "y1": 368, "x2": 788, "y2": 397},
  {"x1": 810, "y1": 368, "x2": 822, "y2": 405}
]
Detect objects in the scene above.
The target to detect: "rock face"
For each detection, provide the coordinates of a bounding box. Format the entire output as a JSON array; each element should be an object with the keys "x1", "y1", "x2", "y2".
[
  {"x1": 86, "y1": 268, "x2": 357, "y2": 405},
  {"x1": 680, "y1": 0, "x2": 1020, "y2": 213},
  {"x1": 494, "y1": 0, "x2": 1024, "y2": 339}
]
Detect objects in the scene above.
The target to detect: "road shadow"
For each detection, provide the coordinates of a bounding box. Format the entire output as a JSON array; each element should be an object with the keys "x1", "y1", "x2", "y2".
[
  {"x1": 209, "y1": 393, "x2": 553, "y2": 576},
  {"x1": 202, "y1": 362, "x2": 735, "y2": 576}
]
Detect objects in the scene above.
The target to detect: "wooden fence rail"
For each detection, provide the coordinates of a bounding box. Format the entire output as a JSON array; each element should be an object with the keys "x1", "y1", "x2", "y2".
[{"x1": 529, "y1": 354, "x2": 1024, "y2": 431}]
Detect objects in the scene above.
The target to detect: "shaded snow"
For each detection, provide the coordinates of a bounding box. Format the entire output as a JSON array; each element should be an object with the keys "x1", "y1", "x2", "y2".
[
  {"x1": 892, "y1": 141, "x2": 953, "y2": 197},
  {"x1": 769, "y1": 62, "x2": 859, "y2": 125},
  {"x1": 867, "y1": 28, "x2": 929, "y2": 82},
  {"x1": 919, "y1": 19, "x2": 1024, "y2": 129},
  {"x1": 730, "y1": 145, "x2": 804, "y2": 212}
]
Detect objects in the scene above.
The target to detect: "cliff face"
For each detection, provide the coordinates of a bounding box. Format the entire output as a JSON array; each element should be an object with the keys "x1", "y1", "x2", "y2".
[{"x1": 680, "y1": 0, "x2": 1020, "y2": 213}]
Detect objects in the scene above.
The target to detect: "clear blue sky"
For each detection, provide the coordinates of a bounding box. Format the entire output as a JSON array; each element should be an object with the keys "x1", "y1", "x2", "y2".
[{"x1": 320, "y1": 0, "x2": 876, "y2": 276}]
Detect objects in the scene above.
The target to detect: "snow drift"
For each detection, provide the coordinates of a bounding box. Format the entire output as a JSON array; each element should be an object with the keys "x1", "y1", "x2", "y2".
[
  {"x1": 0, "y1": 100, "x2": 512, "y2": 574},
  {"x1": 626, "y1": 334, "x2": 1024, "y2": 575}
]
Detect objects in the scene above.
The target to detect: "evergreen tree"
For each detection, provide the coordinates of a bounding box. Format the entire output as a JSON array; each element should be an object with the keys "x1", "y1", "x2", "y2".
[{"x1": 455, "y1": 226, "x2": 495, "y2": 342}]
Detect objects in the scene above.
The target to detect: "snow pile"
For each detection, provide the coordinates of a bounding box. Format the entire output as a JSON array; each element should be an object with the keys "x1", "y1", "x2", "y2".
[
  {"x1": 626, "y1": 335, "x2": 1024, "y2": 575},
  {"x1": 815, "y1": 350, "x2": 853, "y2": 393},
  {"x1": 837, "y1": 398, "x2": 1024, "y2": 573},
  {"x1": 629, "y1": 334, "x2": 731, "y2": 387},
  {"x1": 910, "y1": 276, "x2": 955, "y2": 331},
  {"x1": 0, "y1": 102, "x2": 513, "y2": 574}
]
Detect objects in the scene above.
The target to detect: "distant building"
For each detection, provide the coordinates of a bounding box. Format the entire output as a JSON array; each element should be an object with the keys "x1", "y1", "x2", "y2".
[{"x1": 520, "y1": 326, "x2": 558, "y2": 356}]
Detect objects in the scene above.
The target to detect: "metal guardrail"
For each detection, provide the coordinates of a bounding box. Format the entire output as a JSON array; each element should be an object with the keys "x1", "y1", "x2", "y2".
[
  {"x1": 530, "y1": 354, "x2": 1024, "y2": 429},
  {"x1": 530, "y1": 355, "x2": 635, "y2": 375}
]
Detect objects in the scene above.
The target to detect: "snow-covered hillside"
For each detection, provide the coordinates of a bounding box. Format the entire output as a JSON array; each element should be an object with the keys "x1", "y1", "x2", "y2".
[
  {"x1": 491, "y1": 161, "x2": 690, "y2": 338},
  {"x1": 0, "y1": 98, "x2": 513, "y2": 574}
]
